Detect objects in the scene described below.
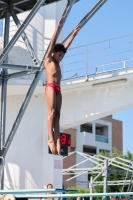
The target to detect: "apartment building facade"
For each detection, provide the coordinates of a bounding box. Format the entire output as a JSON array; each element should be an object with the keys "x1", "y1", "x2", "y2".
[{"x1": 63, "y1": 116, "x2": 123, "y2": 188}]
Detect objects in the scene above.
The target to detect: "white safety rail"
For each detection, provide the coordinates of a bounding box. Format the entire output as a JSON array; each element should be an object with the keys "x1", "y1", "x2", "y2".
[
  {"x1": 63, "y1": 151, "x2": 133, "y2": 187},
  {"x1": 61, "y1": 33, "x2": 133, "y2": 80},
  {"x1": 1, "y1": 30, "x2": 133, "y2": 81}
]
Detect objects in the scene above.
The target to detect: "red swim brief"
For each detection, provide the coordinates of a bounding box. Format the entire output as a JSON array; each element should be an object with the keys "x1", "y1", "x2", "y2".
[{"x1": 45, "y1": 83, "x2": 61, "y2": 95}]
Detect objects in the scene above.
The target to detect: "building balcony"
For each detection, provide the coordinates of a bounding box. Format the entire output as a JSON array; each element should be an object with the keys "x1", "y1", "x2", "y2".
[{"x1": 95, "y1": 134, "x2": 108, "y2": 143}]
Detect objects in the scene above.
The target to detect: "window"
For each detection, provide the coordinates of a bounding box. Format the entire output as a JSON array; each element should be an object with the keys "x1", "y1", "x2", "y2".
[
  {"x1": 88, "y1": 174, "x2": 91, "y2": 181},
  {"x1": 107, "y1": 115, "x2": 112, "y2": 118},
  {"x1": 96, "y1": 126, "x2": 103, "y2": 134},
  {"x1": 95, "y1": 124, "x2": 109, "y2": 143},
  {"x1": 70, "y1": 147, "x2": 75, "y2": 152},
  {"x1": 80, "y1": 123, "x2": 92, "y2": 133},
  {"x1": 83, "y1": 145, "x2": 96, "y2": 155},
  {"x1": 95, "y1": 124, "x2": 108, "y2": 136}
]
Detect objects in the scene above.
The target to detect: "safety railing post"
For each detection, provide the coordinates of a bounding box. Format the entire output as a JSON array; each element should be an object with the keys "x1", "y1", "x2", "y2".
[
  {"x1": 123, "y1": 61, "x2": 126, "y2": 68},
  {"x1": 86, "y1": 45, "x2": 88, "y2": 77}
]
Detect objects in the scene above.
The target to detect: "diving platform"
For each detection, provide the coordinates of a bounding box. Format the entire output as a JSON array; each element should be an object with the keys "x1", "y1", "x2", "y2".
[
  {"x1": 0, "y1": 0, "x2": 79, "y2": 19},
  {"x1": 5, "y1": 65, "x2": 133, "y2": 128},
  {"x1": 61, "y1": 66, "x2": 133, "y2": 128}
]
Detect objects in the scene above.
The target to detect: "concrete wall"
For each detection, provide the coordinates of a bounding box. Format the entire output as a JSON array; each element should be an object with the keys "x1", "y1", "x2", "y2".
[{"x1": 5, "y1": 95, "x2": 63, "y2": 190}]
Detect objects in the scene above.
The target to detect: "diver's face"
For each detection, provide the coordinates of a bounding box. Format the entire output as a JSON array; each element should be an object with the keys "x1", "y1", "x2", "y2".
[{"x1": 53, "y1": 51, "x2": 64, "y2": 62}]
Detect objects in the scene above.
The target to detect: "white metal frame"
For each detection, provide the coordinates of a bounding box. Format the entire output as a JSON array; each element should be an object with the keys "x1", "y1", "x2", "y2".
[{"x1": 63, "y1": 151, "x2": 133, "y2": 187}]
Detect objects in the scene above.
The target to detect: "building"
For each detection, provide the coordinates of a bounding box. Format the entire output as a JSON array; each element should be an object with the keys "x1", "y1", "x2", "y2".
[{"x1": 63, "y1": 116, "x2": 123, "y2": 188}]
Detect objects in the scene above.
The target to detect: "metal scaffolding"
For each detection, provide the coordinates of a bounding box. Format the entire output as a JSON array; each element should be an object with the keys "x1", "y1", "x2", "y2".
[
  {"x1": 0, "y1": 0, "x2": 107, "y2": 189},
  {"x1": 63, "y1": 151, "x2": 133, "y2": 191}
]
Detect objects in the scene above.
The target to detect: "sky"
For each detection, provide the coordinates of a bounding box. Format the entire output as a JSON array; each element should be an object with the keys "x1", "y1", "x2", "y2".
[
  {"x1": 64, "y1": 0, "x2": 133, "y2": 154},
  {"x1": 0, "y1": 20, "x2": 3, "y2": 36}
]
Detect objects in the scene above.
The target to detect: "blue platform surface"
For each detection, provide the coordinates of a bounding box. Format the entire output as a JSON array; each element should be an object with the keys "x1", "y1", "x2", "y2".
[
  {"x1": 0, "y1": 189, "x2": 56, "y2": 194},
  {"x1": 7, "y1": 192, "x2": 133, "y2": 198},
  {"x1": 0, "y1": 188, "x2": 77, "y2": 194}
]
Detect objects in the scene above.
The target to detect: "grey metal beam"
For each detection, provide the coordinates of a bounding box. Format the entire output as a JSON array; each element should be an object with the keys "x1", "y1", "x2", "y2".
[
  {"x1": 0, "y1": 80, "x2": 7, "y2": 151},
  {"x1": 103, "y1": 160, "x2": 108, "y2": 200},
  {"x1": 127, "y1": 168, "x2": 133, "y2": 192},
  {"x1": 1, "y1": 63, "x2": 40, "y2": 71},
  {"x1": 3, "y1": 0, "x2": 73, "y2": 158},
  {"x1": 0, "y1": 1, "x2": 7, "y2": 4},
  {"x1": 0, "y1": 158, "x2": 4, "y2": 190},
  {"x1": 62, "y1": 0, "x2": 107, "y2": 44},
  {"x1": 0, "y1": 11, "x2": 10, "y2": 151},
  {"x1": 13, "y1": 0, "x2": 30, "y2": 6},
  {"x1": 0, "y1": 4, "x2": 7, "y2": 11},
  {"x1": 13, "y1": 6, "x2": 24, "y2": 13},
  {"x1": 90, "y1": 176, "x2": 93, "y2": 200},
  {"x1": 121, "y1": 157, "x2": 133, "y2": 200},
  {"x1": 10, "y1": 7, "x2": 40, "y2": 67},
  {"x1": 8, "y1": 71, "x2": 36, "y2": 79},
  {"x1": 0, "y1": 80, "x2": 8, "y2": 153},
  {"x1": 0, "y1": 0, "x2": 46, "y2": 65},
  {"x1": 0, "y1": 9, "x2": 10, "y2": 190}
]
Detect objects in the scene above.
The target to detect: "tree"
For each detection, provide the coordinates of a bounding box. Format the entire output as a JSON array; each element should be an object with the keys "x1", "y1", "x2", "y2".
[
  {"x1": 92, "y1": 149, "x2": 133, "y2": 200},
  {"x1": 67, "y1": 186, "x2": 90, "y2": 200}
]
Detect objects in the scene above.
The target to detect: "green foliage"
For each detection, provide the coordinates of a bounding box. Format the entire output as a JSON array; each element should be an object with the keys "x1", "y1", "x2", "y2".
[
  {"x1": 92, "y1": 148, "x2": 133, "y2": 200},
  {"x1": 67, "y1": 186, "x2": 90, "y2": 200}
]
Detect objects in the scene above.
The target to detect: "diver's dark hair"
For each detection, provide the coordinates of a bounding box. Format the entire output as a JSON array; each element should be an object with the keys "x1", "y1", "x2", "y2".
[{"x1": 54, "y1": 43, "x2": 66, "y2": 54}]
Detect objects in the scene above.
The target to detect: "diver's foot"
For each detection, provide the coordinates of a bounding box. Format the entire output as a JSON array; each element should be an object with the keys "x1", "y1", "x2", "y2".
[
  {"x1": 56, "y1": 138, "x2": 61, "y2": 155},
  {"x1": 48, "y1": 139, "x2": 57, "y2": 155}
]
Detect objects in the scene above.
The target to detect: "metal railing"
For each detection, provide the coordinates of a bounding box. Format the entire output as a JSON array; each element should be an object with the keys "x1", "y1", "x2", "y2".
[
  {"x1": 95, "y1": 134, "x2": 108, "y2": 143},
  {"x1": 61, "y1": 33, "x2": 133, "y2": 80},
  {"x1": 1, "y1": 25, "x2": 133, "y2": 81}
]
